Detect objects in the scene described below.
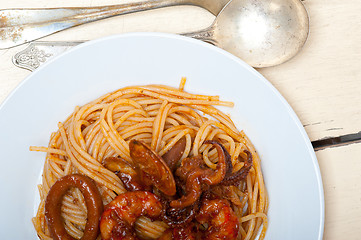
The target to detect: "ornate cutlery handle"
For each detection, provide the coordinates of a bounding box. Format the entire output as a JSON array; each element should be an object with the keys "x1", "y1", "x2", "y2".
[{"x1": 12, "y1": 41, "x2": 83, "y2": 71}]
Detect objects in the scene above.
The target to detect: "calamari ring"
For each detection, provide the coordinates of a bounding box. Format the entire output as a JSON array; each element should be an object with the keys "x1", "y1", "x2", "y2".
[{"x1": 45, "y1": 174, "x2": 103, "y2": 240}]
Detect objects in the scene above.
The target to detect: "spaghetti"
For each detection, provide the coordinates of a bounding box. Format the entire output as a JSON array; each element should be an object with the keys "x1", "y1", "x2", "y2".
[{"x1": 32, "y1": 79, "x2": 268, "y2": 240}]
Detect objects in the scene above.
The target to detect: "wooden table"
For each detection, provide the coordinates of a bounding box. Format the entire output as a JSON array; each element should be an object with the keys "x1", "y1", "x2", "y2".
[{"x1": 1, "y1": 0, "x2": 360, "y2": 239}]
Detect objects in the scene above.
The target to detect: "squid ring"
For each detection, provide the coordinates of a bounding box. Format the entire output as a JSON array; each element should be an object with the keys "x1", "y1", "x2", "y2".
[{"x1": 45, "y1": 174, "x2": 104, "y2": 240}]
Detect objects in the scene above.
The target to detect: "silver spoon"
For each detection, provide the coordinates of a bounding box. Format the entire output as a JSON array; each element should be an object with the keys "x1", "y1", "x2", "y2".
[
  {"x1": 12, "y1": 0, "x2": 309, "y2": 69},
  {"x1": 185, "y1": 0, "x2": 309, "y2": 67},
  {"x1": 0, "y1": 0, "x2": 230, "y2": 49}
]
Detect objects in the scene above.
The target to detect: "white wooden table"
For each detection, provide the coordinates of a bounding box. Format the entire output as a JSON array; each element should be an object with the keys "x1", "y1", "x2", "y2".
[{"x1": 1, "y1": 0, "x2": 361, "y2": 239}]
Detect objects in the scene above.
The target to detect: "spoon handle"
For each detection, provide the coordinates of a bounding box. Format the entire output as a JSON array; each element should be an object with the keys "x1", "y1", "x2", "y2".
[
  {"x1": 181, "y1": 26, "x2": 216, "y2": 44},
  {"x1": 12, "y1": 41, "x2": 84, "y2": 71},
  {"x1": 0, "y1": 0, "x2": 196, "y2": 49},
  {"x1": 12, "y1": 31, "x2": 216, "y2": 71}
]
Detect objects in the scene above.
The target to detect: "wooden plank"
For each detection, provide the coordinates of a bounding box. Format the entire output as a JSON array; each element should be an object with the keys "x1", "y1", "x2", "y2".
[
  {"x1": 316, "y1": 142, "x2": 361, "y2": 240},
  {"x1": 258, "y1": 0, "x2": 361, "y2": 141}
]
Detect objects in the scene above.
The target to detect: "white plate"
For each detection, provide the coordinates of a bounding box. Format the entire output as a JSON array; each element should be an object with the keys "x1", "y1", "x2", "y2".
[{"x1": 0, "y1": 33, "x2": 324, "y2": 239}]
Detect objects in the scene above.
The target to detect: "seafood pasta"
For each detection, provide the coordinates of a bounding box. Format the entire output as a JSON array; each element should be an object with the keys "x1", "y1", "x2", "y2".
[{"x1": 32, "y1": 80, "x2": 268, "y2": 240}]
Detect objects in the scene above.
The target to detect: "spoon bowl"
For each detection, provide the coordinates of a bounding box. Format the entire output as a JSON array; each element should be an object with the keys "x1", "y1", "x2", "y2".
[{"x1": 186, "y1": 0, "x2": 309, "y2": 67}]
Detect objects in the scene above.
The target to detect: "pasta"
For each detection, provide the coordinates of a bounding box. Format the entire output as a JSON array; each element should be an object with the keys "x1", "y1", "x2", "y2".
[{"x1": 32, "y1": 79, "x2": 268, "y2": 240}]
